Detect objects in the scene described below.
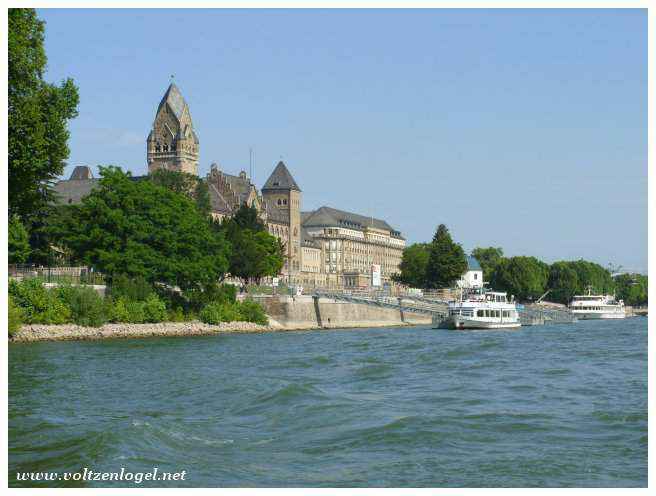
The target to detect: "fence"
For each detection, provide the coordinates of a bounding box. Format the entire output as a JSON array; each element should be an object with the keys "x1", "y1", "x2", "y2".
[{"x1": 8, "y1": 265, "x2": 105, "y2": 286}]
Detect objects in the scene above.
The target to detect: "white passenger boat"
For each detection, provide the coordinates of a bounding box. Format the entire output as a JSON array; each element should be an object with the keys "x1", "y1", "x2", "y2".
[
  {"x1": 440, "y1": 288, "x2": 521, "y2": 330},
  {"x1": 569, "y1": 290, "x2": 625, "y2": 319}
]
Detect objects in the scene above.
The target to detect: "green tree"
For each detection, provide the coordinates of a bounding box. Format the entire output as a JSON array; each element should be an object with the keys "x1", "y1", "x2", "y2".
[
  {"x1": 149, "y1": 168, "x2": 211, "y2": 218},
  {"x1": 547, "y1": 261, "x2": 580, "y2": 304},
  {"x1": 567, "y1": 260, "x2": 615, "y2": 295},
  {"x1": 471, "y1": 246, "x2": 504, "y2": 280},
  {"x1": 226, "y1": 228, "x2": 284, "y2": 285},
  {"x1": 394, "y1": 243, "x2": 430, "y2": 288},
  {"x1": 48, "y1": 166, "x2": 230, "y2": 296},
  {"x1": 424, "y1": 224, "x2": 468, "y2": 289},
  {"x1": 231, "y1": 204, "x2": 266, "y2": 232},
  {"x1": 615, "y1": 273, "x2": 648, "y2": 306},
  {"x1": 9, "y1": 8, "x2": 79, "y2": 222},
  {"x1": 490, "y1": 256, "x2": 549, "y2": 301},
  {"x1": 8, "y1": 215, "x2": 31, "y2": 264}
]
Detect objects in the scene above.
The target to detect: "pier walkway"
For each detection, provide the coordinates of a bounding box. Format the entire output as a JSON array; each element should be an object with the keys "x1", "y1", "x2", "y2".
[{"x1": 312, "y1": 289, "x2": 578, "y2": 326}]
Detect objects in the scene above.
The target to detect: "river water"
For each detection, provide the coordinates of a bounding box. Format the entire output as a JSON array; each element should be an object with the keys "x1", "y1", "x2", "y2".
[{"x1": 9, "y1": 318, "x2": 647, "y2": 487}]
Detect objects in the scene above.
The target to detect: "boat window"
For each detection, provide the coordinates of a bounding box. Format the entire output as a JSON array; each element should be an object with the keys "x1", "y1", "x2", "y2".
[{"x1": 477, "y1": 310, "x2": 484, "y2": 317}]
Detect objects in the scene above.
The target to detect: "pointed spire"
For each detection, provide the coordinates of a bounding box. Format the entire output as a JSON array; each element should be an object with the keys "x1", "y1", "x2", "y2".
[
  {"x1": 262, "y1": 160, "x2": 301, "y2": 191},
  {"x1": 157, "y1": 82, "x2": 188, "y2": 120}
]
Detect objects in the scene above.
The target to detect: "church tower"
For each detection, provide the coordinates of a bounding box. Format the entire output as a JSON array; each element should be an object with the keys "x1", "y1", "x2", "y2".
[
  {"x1": 147, "y1": 83, "x2": 199, "y2": 175},
  {"x1": 262, "y1": 161, "x2": 302, "y2": 280}
]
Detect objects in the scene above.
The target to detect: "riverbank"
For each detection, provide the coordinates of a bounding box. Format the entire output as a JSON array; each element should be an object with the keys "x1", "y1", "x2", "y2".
[{"x1": 10, "y1": 319, "x2": 421, "y2": 343}]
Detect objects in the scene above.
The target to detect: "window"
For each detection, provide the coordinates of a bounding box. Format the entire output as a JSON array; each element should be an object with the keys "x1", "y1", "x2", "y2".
[
  {"x1": 277, "y1": 199, "x2": 282, "y2": 206},
  {"x1": 474, "y1": 273, "x2": 478, "y2": 280},
  {"x1": 283, "y1": 199, "x2": 288, "y2": 206}
]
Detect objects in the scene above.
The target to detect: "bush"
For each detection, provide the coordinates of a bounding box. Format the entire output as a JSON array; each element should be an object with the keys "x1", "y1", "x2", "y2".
[
  {"x1": 143, "y1": 294, "x2": 167, "y2": 323},
  {"x1": 9, "y1": 278, "x2": 71, "y2": 324},
  {"x1": 199, "y1": 299, "x2": 268, "y2": 325},
  {"x1": 108, "y1": 274, "x2": 153, "y2": 302},
  {"x1": 238, "y1": 299, "x2": 268, "y2": 325},
  {"x1": 109, "y1": 298, "x2": 130, "y2": 323},
  {"x1": 124, "y1": 300, "x2": 146, "y2": 324},
  {"x1": 67, "y1": 287, "x2": 107, "y2": 327},
  {"x1": 167, "y1": 307, "x2": 186, "y2": 322},
  {"x1": 199, "y1": 302, "x2": 243, "y2": 325},
  {"x1": 8, "y1": 296, "x2": 23, "y2": 337}
]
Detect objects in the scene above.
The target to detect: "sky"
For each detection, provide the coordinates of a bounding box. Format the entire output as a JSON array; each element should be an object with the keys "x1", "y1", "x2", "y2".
[{"x1": 38, "y1": 8, "x2": 647, "y2": 273}]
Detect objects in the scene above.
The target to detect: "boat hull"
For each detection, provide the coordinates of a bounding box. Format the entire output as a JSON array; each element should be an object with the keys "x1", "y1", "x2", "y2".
[
  {"x1": 571, "y1": 311, "x2": 626, "y2": 320},
  {"x1": 445, "y1": 316, "x2": 521, "y2": 330}
]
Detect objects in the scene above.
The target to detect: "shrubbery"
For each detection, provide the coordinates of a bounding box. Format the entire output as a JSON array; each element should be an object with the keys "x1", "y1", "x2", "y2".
[
  {"x1": 9, "y1": 278, "x2": 71, "y2": 324},
  {"x1": 8, "y1": 296, "x2": 23, "y2": 336},
  {"x1": 67, "y1": 286, "x2": 107, "y2": 327},
  {"x1": 143, "y1": 294, "x2": 167, "y2": 323},
  {"x1": 8, "y1": 277, "x2": 267, "y2": 333},
  {"x1": 238, "y1": 299, "x2": 268, "y2": 325},
  {"x1": 199, "y1": 299, "x2": 268, "y2": 326}
]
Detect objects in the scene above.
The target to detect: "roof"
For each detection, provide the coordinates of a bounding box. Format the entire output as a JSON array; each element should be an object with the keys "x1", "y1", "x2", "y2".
[
  {"x1": 69, "y1": 165, "x2": 94, "y2": 180},
  {"x1": 207, "y1": 183, "x2": 232, "y2": 214},
  {"x1": 300, "y1": 227, "x2": 321, "y2": 249},
  {"x1": 52, "y1": 178, "x2": 99, "y2": 204},
  {"x1": 467, "y1": 255, "x2": 482, "y2": 271},
  {"x1": 262, "y1": 161, "x2": 301, "y2": 192},
  {"x1": 222, "y1": 171, "x2": 252, "y2": 204},
  {"x1": 301, "y1": 206, "x2": 404, "y2": 238},
  {"x1": 158, "y1": 83, "x2": 187, "y2": 121}
]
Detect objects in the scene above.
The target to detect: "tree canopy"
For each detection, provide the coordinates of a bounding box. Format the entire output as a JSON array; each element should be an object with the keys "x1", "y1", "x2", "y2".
[
  {"x1": 471, "y1": 246, "x2": 504, "y2": 280},
  {"x1": 8, "y1": 215, "x2": 31, "y2": 264},
  {"x1": 9, "y1": 8, "x2": 79, "y2": 222},
  {"x1": 394, "y1": 243, "x2": 430, "y2": 288},
  {"x1": 424, "y1": 225, "x2": 468, "y2": 289},
  {"x1": 149, "y1": 168, "x2": 211, "y2": 217},
  {"x1": 615, "y1": 273, "x2": 648, "y2": 306},
  {"x1": 489, "y1": 256, "x2": 549, "y2": 301},
  {"x1": 47, "y1": 166, "x2": 230, "y2": 294},
  {"x1": 216, "y1": 205, "x2": 284, "y2": 284}
]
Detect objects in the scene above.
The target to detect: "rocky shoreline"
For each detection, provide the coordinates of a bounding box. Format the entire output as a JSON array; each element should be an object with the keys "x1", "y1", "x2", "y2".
[{"x1": 10, "y1": 319, "x2": 417, "y2": 343}]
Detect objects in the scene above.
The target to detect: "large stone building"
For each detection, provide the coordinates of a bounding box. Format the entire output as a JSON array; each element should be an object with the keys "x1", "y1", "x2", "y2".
[{"x1": 54, "y1": 82, "x2": 406, "y2": 288}]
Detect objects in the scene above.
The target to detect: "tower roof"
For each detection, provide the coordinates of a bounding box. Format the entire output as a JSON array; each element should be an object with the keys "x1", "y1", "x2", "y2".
[
  {"x1": 262, "y1": 161, "x2": 301, "y2": 192},
  {"x1": 157, "y1": 83, "x2": 188, "y2": 121}
]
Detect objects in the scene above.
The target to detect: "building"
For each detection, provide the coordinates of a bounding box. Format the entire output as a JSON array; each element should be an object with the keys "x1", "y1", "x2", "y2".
[
  {"x1": 300, "y1": 206, "x2": 405, "y2": 288},
  {"x1": 457, "y1": 255, "x2": 483, "y2": 289},
  {"x1": 146, "y1": 83, "x2": 199, "y2": 175},
  {"x1": 53, "y1": 82, "x2": 406, "y2": 288}
]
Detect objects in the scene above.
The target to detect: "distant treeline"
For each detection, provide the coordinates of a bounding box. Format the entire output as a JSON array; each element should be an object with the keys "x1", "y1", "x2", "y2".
[{"x1": 395, "y1": 241, "x2": 647, "y2": 306}]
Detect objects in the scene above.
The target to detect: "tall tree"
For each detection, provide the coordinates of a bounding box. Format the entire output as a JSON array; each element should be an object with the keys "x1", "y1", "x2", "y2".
[
  {"x1": 490, "y1": 256, "x2": 549, "y2": 301},
  {"x1": 8, "y1": 215, "x2": 31, "y2": 264},
  {"x1": 149, "y1": 169, "x2": 211, "y2": 218},
  {"x1": 424, "y1": 225, "x2": 468, "y2": 289},
  {"x1": 48, "y1": 166, "x2": 230, "y2": 295},
  {"x1": 394, "y1": 243, "x2": 430, "y2": 288},
  {"x1": 231, "y1": 204, "x2": 266, "y2": 232},
  {"x1": 615, "y1": 273, "x2": 648, "y2": 306},
  {"x1": 9, "y1": 8, "x2": 79, "y2": 221},
  {"x1": 548, "y1": 261, "x2": 580, "y2": 304},
  {"x1": 471, "y1": 246, "x2": 504, "y2": 279}
]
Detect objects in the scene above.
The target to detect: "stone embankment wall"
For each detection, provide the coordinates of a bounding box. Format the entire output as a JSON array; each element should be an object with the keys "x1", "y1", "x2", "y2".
[
  {"x1": 255, "y1": 295, "x2": 432, "y2": 329},
  {"x1": 11, "y1": 322, "x2": 275, "y2": 343}
]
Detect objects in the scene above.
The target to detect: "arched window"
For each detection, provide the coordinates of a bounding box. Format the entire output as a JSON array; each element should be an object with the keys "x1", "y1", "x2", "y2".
[
  {"x1": 155, "y1": 142, "x2": 161, "y2": 152},
  {"x1": 163, "y1": 144, "x2": 169, "y2": 152},
  {"x1": 277, "y1": 199, "x2": 282, "y2": 206}
]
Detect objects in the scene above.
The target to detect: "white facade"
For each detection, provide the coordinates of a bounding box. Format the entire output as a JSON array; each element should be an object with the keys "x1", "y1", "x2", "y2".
[{"x1": 457, "y1": 269, "x2": 483, "y2": 289}]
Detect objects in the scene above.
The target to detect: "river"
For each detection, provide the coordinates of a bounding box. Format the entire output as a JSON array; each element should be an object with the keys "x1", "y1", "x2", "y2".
[{"x1": 8, "y1": 318, "x2": 647, "y2": 487}]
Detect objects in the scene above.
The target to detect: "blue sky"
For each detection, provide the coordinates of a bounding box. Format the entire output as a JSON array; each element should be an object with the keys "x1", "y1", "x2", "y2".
[{"x1": 38, "y1": 8, "x2": 647, "y2": 272}]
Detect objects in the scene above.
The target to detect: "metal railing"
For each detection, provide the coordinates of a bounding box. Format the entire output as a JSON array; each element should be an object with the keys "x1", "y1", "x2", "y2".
[{"x1": 8, "y1": 265, "x2": 105, "y2": 286}]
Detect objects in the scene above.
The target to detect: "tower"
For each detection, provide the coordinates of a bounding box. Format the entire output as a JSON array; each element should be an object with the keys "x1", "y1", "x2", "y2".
[
  {"x1": 146, "y1": 83, "x2": 199, "y2": 175},
  {"x1": 262, "y1": 161, "x2": 302, "y2": 280}
]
